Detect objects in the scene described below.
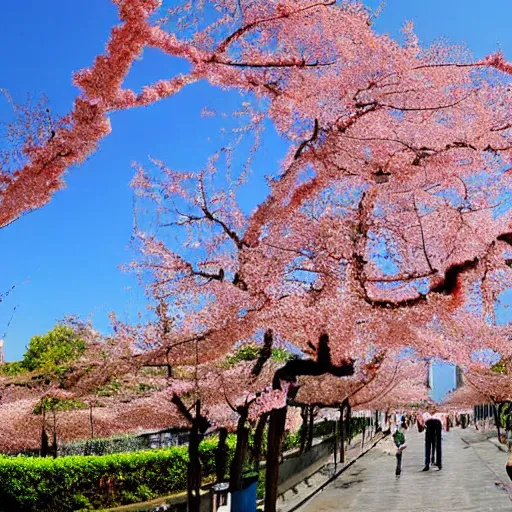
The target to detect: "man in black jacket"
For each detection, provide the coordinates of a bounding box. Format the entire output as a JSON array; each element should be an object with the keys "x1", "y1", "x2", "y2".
[{"x1": 422, "y1": 409, "x2": 442, "y2": 471}]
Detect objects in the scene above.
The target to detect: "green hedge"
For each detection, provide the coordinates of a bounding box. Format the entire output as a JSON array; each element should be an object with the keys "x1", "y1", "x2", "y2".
[
  {"x1": 0, "y1": 424, "x2": 307, "y2": 511},
  {"x1": 0, "y1": 436, "x2": 236, "y2": 512}
]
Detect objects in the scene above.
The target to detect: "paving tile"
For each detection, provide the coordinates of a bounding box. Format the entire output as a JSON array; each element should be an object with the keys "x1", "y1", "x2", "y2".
[{"x1": 299, "y1": 428, "x2": 512, "y2": 512}]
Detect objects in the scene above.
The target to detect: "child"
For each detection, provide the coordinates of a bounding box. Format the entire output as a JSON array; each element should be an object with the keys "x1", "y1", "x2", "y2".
[{"x1": 393, "y1": 427, "x2": 407, "y2": 476}]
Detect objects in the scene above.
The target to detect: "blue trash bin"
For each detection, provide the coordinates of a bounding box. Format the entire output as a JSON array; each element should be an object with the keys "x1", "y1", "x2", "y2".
[{"x1": 230, "y1": 475, "x2": 258, "y2": 512}]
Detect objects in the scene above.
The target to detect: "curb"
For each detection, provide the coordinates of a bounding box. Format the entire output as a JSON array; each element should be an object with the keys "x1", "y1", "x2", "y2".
[
  {"x1": 489, "y1": 437, "x2": 508, "y2": 453},
  {"x1": 282, "y1": 433, "x2": 388, "y2": 512}
]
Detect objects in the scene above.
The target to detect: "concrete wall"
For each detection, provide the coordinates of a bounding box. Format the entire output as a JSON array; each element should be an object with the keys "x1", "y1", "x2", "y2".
[{"x1": 277, "y1": 437, "x2": 335, "y2": 495}]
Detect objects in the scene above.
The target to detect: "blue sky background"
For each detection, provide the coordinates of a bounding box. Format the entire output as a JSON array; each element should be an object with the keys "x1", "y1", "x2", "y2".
[{"x1": 2, "y1": 0, "x2": 512, "y2": 400}]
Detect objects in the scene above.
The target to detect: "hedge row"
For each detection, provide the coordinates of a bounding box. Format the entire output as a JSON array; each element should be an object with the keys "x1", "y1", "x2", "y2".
[
  {"x1": 0, "y1": 436, "x2": 236, "y2": 512},
  {"x1": 0, "y1": 423, "x2": 320, "y2": 511}
]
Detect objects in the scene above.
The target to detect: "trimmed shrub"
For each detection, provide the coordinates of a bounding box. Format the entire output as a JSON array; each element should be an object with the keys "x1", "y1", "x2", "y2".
[{"x1": 0, "y1": 436, "x2": 236, "y2": 512}]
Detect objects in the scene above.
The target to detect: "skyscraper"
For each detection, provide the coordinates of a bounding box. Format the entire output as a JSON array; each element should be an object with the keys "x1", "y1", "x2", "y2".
[
  {"x1": 426, "y1": 360, "x2": 433, "y2": 390},
  {"x1": 455, "y1": 365, "x2": 463, "y2": 389},
  {"x1": 0, "y1": 339, "x2": 4, "y2": 365}
]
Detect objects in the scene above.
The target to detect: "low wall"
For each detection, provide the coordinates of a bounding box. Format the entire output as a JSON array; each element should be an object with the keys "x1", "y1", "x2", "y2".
[
  {"x1": 278, "y1": 437, "x2": 335, "y2": 495},
  {"x1": 103, "y1": 490, "x2": 212, "y2": 512}
]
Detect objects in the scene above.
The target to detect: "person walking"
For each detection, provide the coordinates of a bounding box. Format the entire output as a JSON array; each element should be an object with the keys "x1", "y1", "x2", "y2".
[
  {"x1": 422, "y1": 408, "x2": 443, "y2": 471},
  {"x1": 506, "y1": 449, "x2": 512, "y2": 481},
  {"x1": 393, "y1": 426, "x2": 407, "y2": 476}
]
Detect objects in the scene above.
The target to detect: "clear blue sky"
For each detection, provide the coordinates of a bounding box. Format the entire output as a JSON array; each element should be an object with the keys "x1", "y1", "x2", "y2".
[{"x1": 1, "y1": 1, "x2": 512, "y2": 400}]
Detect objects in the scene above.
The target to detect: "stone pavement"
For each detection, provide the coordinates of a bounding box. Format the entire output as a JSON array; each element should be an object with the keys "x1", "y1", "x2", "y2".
[
  {"x1": 277, "y1": 430, "x2": 385, "y2": 512},
  {"x1": 299, "y1": 428, "x2": 512, "y2": 512}
]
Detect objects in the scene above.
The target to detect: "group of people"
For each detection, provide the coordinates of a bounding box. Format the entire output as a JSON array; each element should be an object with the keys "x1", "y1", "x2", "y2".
[
  {"x1": 390, "y1": 407, "x2": 512, "y2": 487},
  {"x1": 391, "y1": 407, "x2": 444, "y2": 476}
]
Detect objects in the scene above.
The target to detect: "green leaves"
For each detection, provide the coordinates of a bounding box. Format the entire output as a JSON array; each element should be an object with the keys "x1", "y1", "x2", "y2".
[
  {"x1": 0, "y1": 436, "x2": 235, "y2": 511},
  {"x1": 0, "y1": 324, "x2": 87, "y2": 379},
  {"x1": 33, "y1": 398, "x2": 88, "y2": 415},
  {"x1": 225, "y1": 344, "x2": 297, "y2": 366},
  {"x1": 22, "y1": 325, "x2": 86, "y2": 377}
]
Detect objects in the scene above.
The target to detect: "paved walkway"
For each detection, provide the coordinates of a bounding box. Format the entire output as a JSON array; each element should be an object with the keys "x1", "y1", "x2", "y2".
[{"x1": 299, "y1": 428, "x2": 512, "y2": 512}]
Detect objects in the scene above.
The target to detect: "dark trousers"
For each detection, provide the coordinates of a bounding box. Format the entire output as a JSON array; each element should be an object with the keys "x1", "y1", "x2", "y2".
[
  {"x1": 425, "y1": 420, "x2": 442, "y2": 467},
  {"x1": 396, "y1": 451, "x2": 403, "y2": 475}
]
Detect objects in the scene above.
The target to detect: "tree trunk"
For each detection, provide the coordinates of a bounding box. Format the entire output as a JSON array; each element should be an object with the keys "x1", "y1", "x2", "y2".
[
  {"x1": 264, "y1": 405, "x2": 288, "y2": 512},
  {"x1": 252, "y1": 412, "x2": 269, "y2": 473},
  {"x1": 345, "y1": 402, "x2": 352, "y2": 445},
  {"x1": 333, "y1": 416, "x2": 338, "y2": 470},
  {"x1": 40, "y1": 408, "x2": 49, "y2": 457},
  {"x1": 299, "y1": 406, "x2": 308, "y2": 454},
  {"x1": 51, "y1": 409, "x2": 58, "y2": 458},
  {"x1": 187, "y1": 402, "x2": 203, "y2": 512},
  {"x1": 306, "y1": 406, "x2": 314, "y2": 451},
  {"x1": 170, "y1": 395, "x2": 209, "y2": 512},
  {"x1": 215, "y1": 428, "x2": 228, "y2": 483},
  {"x1": 230, "y1": 408, "x2": 249, "y2": 492},
  {"x1": 89, "y1": 404, "x2": 94, "y2": 439},
  {"x1": 494, "y1": 401, "x2": 503, "y2": 442},
  {"x1": 339, "y1": 402, "x2": 346, "y2": 464},
  {"x1": 264, "y1": 333, "x2": 354, "y2": 512}
]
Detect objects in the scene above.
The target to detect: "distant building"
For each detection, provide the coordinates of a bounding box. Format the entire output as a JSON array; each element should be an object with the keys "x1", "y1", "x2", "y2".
[
  {"x1": 455, "y1": 365, "x2": 463, "y2": 389},
  {"x1": 426, "y1": 360, "x2": 433, "y2": 390},
  {"x1": 0, "y1": 339, "x2": 4, "y2": 364}
]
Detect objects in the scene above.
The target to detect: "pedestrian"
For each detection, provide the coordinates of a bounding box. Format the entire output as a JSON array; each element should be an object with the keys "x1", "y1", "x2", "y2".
[
  {"x1": 422, "y1": 407, "x2": 443, "y2": 471},
  {"x1": 506, "y1": 450, "x2": 512, "y2": 482},
  {"x1": 393, "y1": 426, "x2": 407, "y2": 476}
]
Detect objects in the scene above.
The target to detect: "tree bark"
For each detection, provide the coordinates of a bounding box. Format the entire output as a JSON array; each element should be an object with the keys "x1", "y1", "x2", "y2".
[
  {"x1": 306, "y1": 406, "x2": 314, "y2": 451},
  {"x1": 187, "y1": 401, "x2": 203, "y2": 512},
  {"x1": 345, "y1": 402, "x2": 352, "y2": 444},
  {"x1": 333, "y1": 416, "x2": 338, "y2": 470},
  {"x1": 215, "y1": 428, "x2": 228, "y2": 483},
  {"x1": 51, "y1": 409, "x2": 58, "y2": 458},
  {"x1": 339, "y1": 401, "x2": 347, "y2": 463},
  {"x1": 252, "y1": 412, "x2": 269, "y2": 473},
  {"x1": 264, "y1": 333, "x2": 354, "y2": 512},
  {"x1": 40, "y1": 407, "x2": 49, "y2": 458},
  {"x1": 299, "y1": 406, "x2": 308, "y2": 454},
  {"x1": 230, "y1": 408, "x2": 249, "y2": 492},
  {"x1": 264, "y1": 405, "x2": 288, "y2": 512},
  {"x1": 89, "y1": 404, "x2": 94, "y2": 439},
  {"x1": 171, "y1": 395, "x2": 209, "y2": 512},
  {"x1": 493, "y1": 401, "x2": 503, "y2": 441}
]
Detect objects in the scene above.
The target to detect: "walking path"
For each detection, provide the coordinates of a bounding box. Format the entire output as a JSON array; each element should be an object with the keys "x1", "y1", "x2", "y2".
[
  {"x1": 277, "y1": 430, "x2": 385, "y2": 512},
  {"x1": 299, "y1": 428, "x2": 512, "y2": 512}
]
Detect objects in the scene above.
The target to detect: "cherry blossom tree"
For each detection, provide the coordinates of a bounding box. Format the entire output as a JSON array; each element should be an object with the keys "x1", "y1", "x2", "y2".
[{"x1": 10, "y1": 0, "x2": 512, "y2": 508}]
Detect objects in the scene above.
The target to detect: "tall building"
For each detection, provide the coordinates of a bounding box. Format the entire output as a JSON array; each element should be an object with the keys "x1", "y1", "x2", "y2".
[
  {"x1": 455, "y1": 365, "x2": 463, "y2": 389},
  {"x1": 426, "y1": 360, "x2": 433, "y2": 390},
  {"x1": 0, "y1": 339, "x2": 4, "y2": 365}
]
